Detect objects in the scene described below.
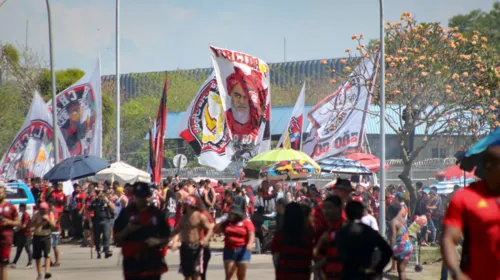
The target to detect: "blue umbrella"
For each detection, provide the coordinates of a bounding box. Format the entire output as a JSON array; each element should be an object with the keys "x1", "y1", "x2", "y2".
[
  {"x1": 459, "y1": 127, "x2": 500, "y2": 178},
  {"x1": 465, "y1": 127, "x2": 500, "y2": 157},
  {"x1": 318, "y1": 157, "x2": 372, "y2": 175},
  {"x1": 43, "y1": 155, "x2": 110, "y2": 182}
]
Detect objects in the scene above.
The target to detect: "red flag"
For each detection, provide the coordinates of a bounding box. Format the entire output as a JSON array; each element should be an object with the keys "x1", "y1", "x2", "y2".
[{"x1": 151, "y1": 75, "x2": 168, "y2": 185}]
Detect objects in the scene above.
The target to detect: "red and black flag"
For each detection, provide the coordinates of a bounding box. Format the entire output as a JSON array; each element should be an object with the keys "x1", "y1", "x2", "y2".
[{"x1": 149, "y1": 74, "x2": 168, "y2": 185}]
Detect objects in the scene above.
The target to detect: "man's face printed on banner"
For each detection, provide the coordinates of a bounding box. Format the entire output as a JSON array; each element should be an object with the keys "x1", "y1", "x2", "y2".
[{"x1": 229, "y1": 81, "x2": 250, "y2": 124}]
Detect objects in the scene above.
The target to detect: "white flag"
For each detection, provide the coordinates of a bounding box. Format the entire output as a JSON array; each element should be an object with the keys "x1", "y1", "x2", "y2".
[
  {"x1": 48, "y1": 57, "x2": 102, "y2": 157},
  {"x1": 303, "y1": 57, "x2": 375, "y2": 160},
  {"x1": 209, "y1": 46, "x2": 271, "y2": 166},
  {"x1": 0, "y1": 92, "x2": 70, "y2": 180},
  {"x1": 276, "y1": 83, "x2": 305, "y2": 150},
  {"x1": 178, "y1": 73, "x2": 232, "y2": 171}
]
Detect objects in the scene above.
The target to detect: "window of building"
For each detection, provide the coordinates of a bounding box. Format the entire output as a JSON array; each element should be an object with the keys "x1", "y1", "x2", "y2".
[{"x1": 431, "y1": 148, "x2": 447, "y2": 158}]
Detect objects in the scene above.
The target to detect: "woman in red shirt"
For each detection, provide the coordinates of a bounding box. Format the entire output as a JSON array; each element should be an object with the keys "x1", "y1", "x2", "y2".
[{"x1": 214, "y1": 199, "x2": 255, "y2": 280}]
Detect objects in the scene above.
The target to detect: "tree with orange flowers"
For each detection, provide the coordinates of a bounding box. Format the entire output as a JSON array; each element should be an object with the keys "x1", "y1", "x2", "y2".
[{"x1": 326, "y1": 12, "x2": 500, "y2": 210}]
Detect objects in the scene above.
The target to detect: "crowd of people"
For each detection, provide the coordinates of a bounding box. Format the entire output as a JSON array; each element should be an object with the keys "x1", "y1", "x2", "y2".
[{"x1": 0, "y1": 144, "x2": 499, "y2": 280}]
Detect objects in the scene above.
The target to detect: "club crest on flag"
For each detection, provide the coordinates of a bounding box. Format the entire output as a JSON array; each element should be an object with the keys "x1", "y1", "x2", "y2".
[
  {"x1": 179, "y1": 74, "x2": 232, "y2": 171},
  {"x1": 190, "y1": 78, "x2": 229, "y2": 152},
  {"x1": 48, "y1": 57, "x2": 102, "y2": 158},
  {"x1": 55, "y1": 83, "x2": 96, "y2": 156},
  {"x1": 0, "y1": 92, "x2": 70, "y2": 180}
]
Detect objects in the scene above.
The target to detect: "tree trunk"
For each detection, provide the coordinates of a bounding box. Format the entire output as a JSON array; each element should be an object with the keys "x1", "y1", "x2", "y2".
[{"x1": 398, "y1": 163, "x2": 417, "y2": 214}]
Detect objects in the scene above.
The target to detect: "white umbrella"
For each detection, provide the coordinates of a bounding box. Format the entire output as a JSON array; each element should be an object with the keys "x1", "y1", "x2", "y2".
[{"x1": 95, "y1": 161, "x2": 150, "y2": 185}]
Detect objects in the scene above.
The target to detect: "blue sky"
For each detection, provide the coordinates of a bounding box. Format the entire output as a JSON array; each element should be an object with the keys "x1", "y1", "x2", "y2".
[{"x1": 0, "y1": 0, "x2": 496, "y2": 75}]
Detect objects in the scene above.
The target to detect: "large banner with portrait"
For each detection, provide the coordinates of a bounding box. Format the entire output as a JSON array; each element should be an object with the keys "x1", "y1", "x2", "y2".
[
  {"x1": 179, "y1": 73, "x2": 232, "y2": 171},
  {"x1": 209, "y1": 46, "x2": 271, "y2": 166},
  {"x1": 0, "y1": 92, "x2": 70, "y2": 180},
  {"x1": 303, "y1": 57, "x2": 375, "y2": 160},
  {"x1": 48, "y1": 58, "x2": 102, "y2": 157}
]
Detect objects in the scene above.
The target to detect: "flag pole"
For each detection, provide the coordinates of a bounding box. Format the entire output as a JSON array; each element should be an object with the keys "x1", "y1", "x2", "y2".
[
  {"x1": 299, "y1": 82, "x2": 305, "y2": 152},
  {"x1": 115, "y1": 0, "x2": 121, "y2": 162},
  {"x1": 46, "y1": 0, "x2": 59, "y2": 163}
]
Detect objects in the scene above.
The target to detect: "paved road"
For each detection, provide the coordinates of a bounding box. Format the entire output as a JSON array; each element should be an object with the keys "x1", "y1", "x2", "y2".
[{"x1": 8, "y1": 245, "x2": 442, "y2": 280}]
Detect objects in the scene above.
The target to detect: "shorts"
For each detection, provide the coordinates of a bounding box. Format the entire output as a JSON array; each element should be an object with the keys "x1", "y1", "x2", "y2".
[
  {"x1": 179, "y1": 243, "x2": 203, "y2": 277},
  {"x1": 33, "y1": 235, "x2": 51, "y2": 260},
  {"x1": 223, "y1": 246, "x2": 251, "y2": 264},
  {"x1": 0, "y1": 244, "x2": 11, "y2": 264},
  {"x1": 83, "y1": 220, "x2": 91, "y2": 230},
  {"x1": 51, "y1": 233, "x2": 60, "y2": 247}
]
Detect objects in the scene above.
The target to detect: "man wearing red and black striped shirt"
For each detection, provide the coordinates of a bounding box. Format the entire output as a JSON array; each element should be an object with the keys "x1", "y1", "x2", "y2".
[
  {"x1": 272, "y1": 203, "x2": 314, "y2": 280},
  {"x1": 0, "y1": 184, "x2": 21, "y2": 280},
  {"x1": 312, "y1": 179, "x2": 352, "y2": 242},
  {"x1": 11, "y1": 203, "x2": 32, "y2": 268},
  {"x1": 114, "y1": 182, "x2": 170, "y2": 280},
  {"x1": 314, "y1": 195, "x2": 345, "y2": 280},
  {"x1": 51, "y1": 183, "x2": 66, "y2": 219}
]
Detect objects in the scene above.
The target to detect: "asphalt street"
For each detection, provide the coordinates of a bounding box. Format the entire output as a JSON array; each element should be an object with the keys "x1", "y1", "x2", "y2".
[{"x1": 8, "y1": 245, "x2": 442, "y2": 280}]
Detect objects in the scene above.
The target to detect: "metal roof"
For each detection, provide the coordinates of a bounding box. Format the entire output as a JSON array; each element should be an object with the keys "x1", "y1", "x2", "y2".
[
  {"x1": 159, "y1": 104, "x2": 441, "y2": 140},
  {"x1": 102, "y1": 58, "x2": 346, "y2": 98}
]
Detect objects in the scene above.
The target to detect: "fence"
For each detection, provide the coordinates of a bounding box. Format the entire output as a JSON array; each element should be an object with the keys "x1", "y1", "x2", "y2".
[{"x1": 162, "y1": 157, "x2": 457, "y2": 187}]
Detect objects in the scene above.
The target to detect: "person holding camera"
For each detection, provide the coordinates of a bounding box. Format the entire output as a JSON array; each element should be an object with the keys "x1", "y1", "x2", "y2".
[{"x1": 88, "y1": 190, "x2": 115, "y2": 259}]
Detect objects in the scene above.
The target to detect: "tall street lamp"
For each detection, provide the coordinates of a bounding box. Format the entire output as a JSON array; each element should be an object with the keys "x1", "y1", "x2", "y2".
[
  {"x1": 378, "y1": 0, "x2": 387, "y2": 235},
  {"x1": 116, "y1": 0, "x2": 121, "y2": 162},
  {"x1": 46, "y1": 0, "x2": 59, "y2": 163}
]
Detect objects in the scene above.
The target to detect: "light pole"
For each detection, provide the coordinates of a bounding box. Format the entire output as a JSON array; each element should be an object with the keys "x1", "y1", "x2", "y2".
[
  {"x1": 46, "y1": 0, "x2": 59, "y2": 163},
  {"x1": 116, "y1": 0, "x2": 121, "y2": 162},
  {"x1": 378, "y1": 0, "x2": 387, "y2": 236}
]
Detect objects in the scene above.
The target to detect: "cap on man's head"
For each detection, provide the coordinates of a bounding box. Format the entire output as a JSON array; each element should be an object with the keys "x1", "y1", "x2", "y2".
[
  {"x1": 183, "y1": 195, "x2": 197, "y2": 207},
  {"x1": 332, "y1": 178, "x2": 354, "y2": 192},
  {"x1": 133, "y1": 182, "x2": 152, "y2": 197}
]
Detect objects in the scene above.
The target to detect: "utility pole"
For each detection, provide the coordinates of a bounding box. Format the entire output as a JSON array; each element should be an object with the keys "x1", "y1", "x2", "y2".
[
  {"x1": 284, "y1": 37, "x2": 286, "y2": 62},
  {"x1": 46, "y1": 0, "x2": 59, "y2": 163},
  {"x1": 116, "y1": 0, "x2": 121, "y2": 162},
  {"x1": 25, "y1": 20, "x2": 29, "y2": 51},
  {"x1": 378, "y1": 0, "x2": 387, "y2": 236}
]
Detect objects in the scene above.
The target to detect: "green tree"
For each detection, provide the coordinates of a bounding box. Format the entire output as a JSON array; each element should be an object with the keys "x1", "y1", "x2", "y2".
[
  {"x1": 37, "y1": 68, "x2": 85, "y2": 101},
  {"x1": 101, "y1": 87, "x2": 116, "y2": 161},
  {"x1": 0, "y1": 85, "x2": 27, "y2": 156},
  {"x1": 329, "y1": 12, "x2": 499, "y2": 211},
  {"x1": 449, "y1": 2, "x2": 500, "y2": 52}
]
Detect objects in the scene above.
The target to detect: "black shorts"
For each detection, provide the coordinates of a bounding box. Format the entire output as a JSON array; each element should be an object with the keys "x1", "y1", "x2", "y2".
[
  {"x1": 83, "y1": 220, "x2": 91, "y2": 230},
  {"x1": 32, "y1": 235, "x2": 51, "y2": 260},
  {"x1": 179, "y1": 243, "x2": 203, "y2": 277}
]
